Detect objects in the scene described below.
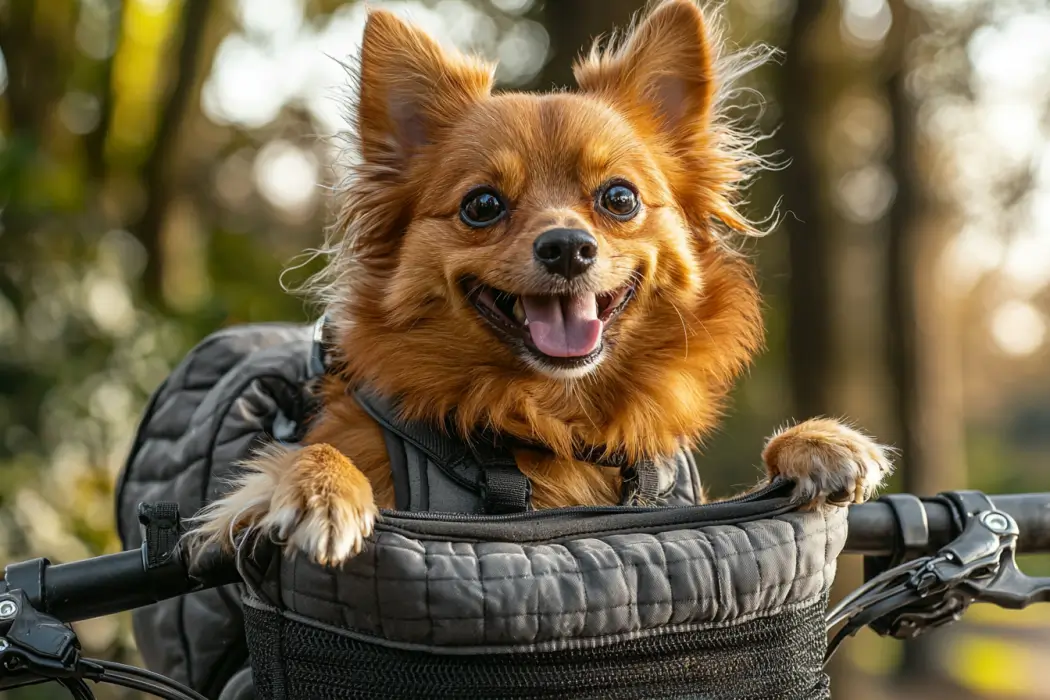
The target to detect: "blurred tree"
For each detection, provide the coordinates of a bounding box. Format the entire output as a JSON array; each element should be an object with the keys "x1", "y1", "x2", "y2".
[
  {"x1": 131, "y1": 0, "x2": 211, "y2": 308},
  {"x1": 774, "y1": 0, "x2": 967, "y2": 692},
  {"x1": 775, "y1": 4, "x2": 879, "y2": 697},
  {"x1": 4, "y1": 1, "x2": 1050, "y2": 698},
  {"x1": 780, "y1": 0, "x2": 834, "y2": 422},
  {"x1": 883, "y1": 0, "x2": 952, "y2": 685},
  {"x1": 535, "y1": 0, "x2": 641, "y2": 90}
]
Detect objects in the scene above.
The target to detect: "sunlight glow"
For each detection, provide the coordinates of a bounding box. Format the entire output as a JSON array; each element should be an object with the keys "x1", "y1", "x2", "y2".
[
  {"x1": 841, "y1": 0, "x2": 892, "y2": 47},
  {"x1": 990, "y1": 300, "x2": 1046, "y2": 356},
  {"x1": 253, "y1": 140, "x2": 320, "y2": 216},
  {"x1": 84, "y1": 274, "x2": 136, "y2": 337},
  {"x1": 936, "y1": 7, "x2": 1050, "y2": 343},
  {"x1": 944, "y1": 225, "x2": 1004, "y2": 290},
  {"x1": 1002, "y1": 222, "x2": 1050, "y2": 296},
  {"x1": 490, "y1": 0, "x2": 534, "y2": 14},
  {"x1": 203, "y1": 1, "x2": 547, "y2": 135},
  {"x1": 201, "y1": 0, "x2": 549, "y2": 215}
]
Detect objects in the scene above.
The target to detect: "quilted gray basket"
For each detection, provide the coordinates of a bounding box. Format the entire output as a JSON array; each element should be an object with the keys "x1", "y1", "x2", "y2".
[{"x1": 240, "y1": 490, "x2": 846, "y2": 699}]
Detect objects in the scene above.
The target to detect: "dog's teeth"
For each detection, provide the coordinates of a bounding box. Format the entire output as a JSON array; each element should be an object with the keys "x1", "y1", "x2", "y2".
[{"x1": 513, "y1": 298, "x2": 527, "y2": 324}]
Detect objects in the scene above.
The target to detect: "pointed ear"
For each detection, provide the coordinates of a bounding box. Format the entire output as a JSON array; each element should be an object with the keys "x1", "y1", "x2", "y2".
[
  {"x1": 574, "y1": 0, "x2": 716, "y2": 151},
  {"x1": 356, "y1": 10, "x2": 495, "y2": 167}
]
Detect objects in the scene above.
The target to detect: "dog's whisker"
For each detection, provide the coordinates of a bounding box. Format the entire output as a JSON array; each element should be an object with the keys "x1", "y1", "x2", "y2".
[{"x1": 668, "y1": 300, "x2": 690, "y2": 360}]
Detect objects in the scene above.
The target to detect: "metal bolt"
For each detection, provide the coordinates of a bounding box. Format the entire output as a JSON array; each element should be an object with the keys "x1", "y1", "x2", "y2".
[
  {"x1": 0, "y1": 600, "x2": 17, "y2": 620},
  {"x1": 982, "y1": 512, "x2": 1011, "y2": 534},
  {"x1": 0, "y1": 639, "x2": 7, "y2": 652}
]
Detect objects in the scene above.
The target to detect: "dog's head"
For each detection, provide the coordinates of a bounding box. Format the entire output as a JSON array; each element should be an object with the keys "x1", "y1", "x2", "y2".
[{"x1": 323, "y1": 0, "x2": 768, "y2": 459}]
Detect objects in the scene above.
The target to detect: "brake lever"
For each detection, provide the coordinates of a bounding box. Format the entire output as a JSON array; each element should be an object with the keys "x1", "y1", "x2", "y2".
[
  {"x1": 864, "y1": 512, "x2": 1005, "y2": 639},
  {"x1": 864, "y1": 509, "x2": 1050, "y2": 640},
  {"x1": 914, "y1": 511, "x2": 1011, "y2": 594},
  {"x1": 956, "y1": 511, "x2": 1050, "y2": 609},
  {"x1": 971, "y1": 562, "x2": 1050, "y2": 608},
  {"x1": 0, "y1": 589, "x2": 103, "y2": 689}
]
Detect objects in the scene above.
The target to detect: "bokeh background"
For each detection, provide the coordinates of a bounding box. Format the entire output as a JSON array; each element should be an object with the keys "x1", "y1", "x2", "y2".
[{"x1": 2, "y1": 0, "x2": 1050, "y2": 697}]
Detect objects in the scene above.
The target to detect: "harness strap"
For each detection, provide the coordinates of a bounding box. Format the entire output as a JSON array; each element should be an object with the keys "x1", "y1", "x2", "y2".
[
  {"x1": 469, "y1": 434, "x2": 532, "y2": 514},
  {"x1": 620, "y1": 461, "x2": 665, "y2": 506},
  {"x1": 480, "y1": 463, "x2": 533, "y2": 514},
  {"x1": 354, "y1": 388, "x2": 533, "y2": 513}
]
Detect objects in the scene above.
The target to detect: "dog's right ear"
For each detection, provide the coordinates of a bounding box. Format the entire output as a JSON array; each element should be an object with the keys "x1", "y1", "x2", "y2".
[
  {"x1": 573, "y1": 0, "x2": 716, "y2": 157},
  {"x1": 356, "y1": 10, "x2": 494, "y2": 169}
]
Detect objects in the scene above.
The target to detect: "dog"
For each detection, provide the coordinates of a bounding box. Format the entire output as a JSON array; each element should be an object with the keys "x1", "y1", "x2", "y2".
[{"x1": 190, "y1": 0, "x2": 893, "y2": 567}]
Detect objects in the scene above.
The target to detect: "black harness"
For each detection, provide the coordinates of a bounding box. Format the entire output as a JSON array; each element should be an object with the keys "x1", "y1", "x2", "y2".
[{"x1": 307, "y1": 318, "x2": 687, "y2": 515}]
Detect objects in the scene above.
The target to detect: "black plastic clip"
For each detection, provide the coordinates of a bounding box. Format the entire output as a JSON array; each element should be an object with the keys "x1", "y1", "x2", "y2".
[
  {"x1": 479, "y1": 461, "x2": 533, "y2": 514},
  {"x1": 138, "y1": 502, "x2": 191, "y2": 602},
  {"x1": 951, "y1": 511, "x2": 1050, "y2": 610},
  {"x1": 862, "y1": 493, "x2": 930, "y2": 583}
]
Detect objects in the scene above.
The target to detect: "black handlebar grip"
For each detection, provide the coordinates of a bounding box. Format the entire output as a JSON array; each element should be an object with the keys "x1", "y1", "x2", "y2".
[
  {"x1": 845, "y1": 493, "x2": 1050, "y2": 556},
  {"x1": 1, "y1": 547, "x2": 241, "y2": 623},
  {"x1": 45, "y1": 550, "x2": 188, "y2": 622},
  {"x1": 0, "y1": 549, "x2": 165, "y2": 623}
]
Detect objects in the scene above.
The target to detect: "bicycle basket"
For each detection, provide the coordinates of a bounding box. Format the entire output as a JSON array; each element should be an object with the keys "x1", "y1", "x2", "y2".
[{"x1": 239, "y1": 501, "x2": 846, "y2": 700}]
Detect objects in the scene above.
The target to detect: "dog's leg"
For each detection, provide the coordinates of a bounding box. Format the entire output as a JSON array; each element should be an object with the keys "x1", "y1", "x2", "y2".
[
  {"x1": 761, "y1": 418, "x2": 894, "y2": 509},
  {"x1": 189, "y1": 442, "x2": 378, "y2": 566}
]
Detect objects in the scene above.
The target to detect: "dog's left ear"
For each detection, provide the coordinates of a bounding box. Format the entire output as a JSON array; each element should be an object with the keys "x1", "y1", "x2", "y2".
[
  {"x1": 357, "y1": 10, "x2": 495, "y2": 169},
  {"x1": 574, "y1": 0, "x2": 715, "y2": 154}
]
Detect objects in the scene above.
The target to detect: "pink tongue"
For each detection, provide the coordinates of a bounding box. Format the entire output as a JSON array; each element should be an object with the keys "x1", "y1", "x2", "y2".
[{"x1": 521, "y1": 294, "x2": 603, "y2": 358}]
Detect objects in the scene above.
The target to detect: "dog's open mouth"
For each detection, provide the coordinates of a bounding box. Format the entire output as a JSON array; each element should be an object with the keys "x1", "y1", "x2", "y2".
[{"x1": 461, "y1": 276, "x2": 636, "y2": 367}]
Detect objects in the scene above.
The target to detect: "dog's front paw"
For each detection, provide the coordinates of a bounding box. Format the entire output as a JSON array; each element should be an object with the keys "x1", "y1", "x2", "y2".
[
  {"x1": 761, "y1": 418, "x2": 894, "y2": 509},
  {"x1": 190, "y1": 443, "x2": 378, "y2": 567},
  {"x1": 263, "y1": 444, "x2": 378, "y2": 565}
]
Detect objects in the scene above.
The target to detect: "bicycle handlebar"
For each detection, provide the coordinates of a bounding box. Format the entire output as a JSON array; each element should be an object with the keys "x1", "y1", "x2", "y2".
[
  {"x1": 846, "y1": 492, "x2": 1050, "y2": 556},
  {"x1": 0, "y1": 547, "x2": 240, "y2": 624},
  {"x1": 3, "y1": 493, "x2": 1049, "y2": 624}
]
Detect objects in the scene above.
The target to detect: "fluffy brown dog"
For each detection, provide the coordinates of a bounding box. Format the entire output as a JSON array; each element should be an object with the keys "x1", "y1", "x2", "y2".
[{"x1": 192, "y1": 0, "x2": 892, "y2": 566}]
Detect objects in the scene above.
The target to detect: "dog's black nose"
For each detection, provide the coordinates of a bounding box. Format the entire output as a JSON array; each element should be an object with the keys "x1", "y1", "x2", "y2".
[{"x1": 533, "y1": 228, "x2": 598, "y2": 280}]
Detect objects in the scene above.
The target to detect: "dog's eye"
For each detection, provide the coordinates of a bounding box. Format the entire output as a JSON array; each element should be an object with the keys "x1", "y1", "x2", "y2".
[
  {"x1": 597, "y1": 181, "x2": 640, "y2": 220},
  {"x1": 460, "y1": 188, "x2": 507, "y2": 228}
]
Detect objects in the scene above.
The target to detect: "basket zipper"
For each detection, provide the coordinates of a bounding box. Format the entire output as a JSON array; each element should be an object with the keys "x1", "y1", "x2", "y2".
[{"x1": 375, "y1": 477, "x2": 788, "y2": 523}]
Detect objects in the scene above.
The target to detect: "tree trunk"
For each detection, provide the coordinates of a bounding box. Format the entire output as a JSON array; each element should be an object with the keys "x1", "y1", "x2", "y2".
[
  {"x1": 883, "y1": 1, "x2": 966, "y2": 685},
  {"x1": 536, "y1": 0, "x2": 642, "y2": 90},
  {"x1": 84, "y1": 0, "x2": 122, "y2": 180},
  {"x1": 777, "y1": 3, "x2": 876, "y2": 697},
  {"x1": 0, "y1": 0, "x2": 77, "y2": 314},
  {"x1": 780, "y1": 0, "x2": 834, "y2": 420},
  {"x1": 131, "y1": 0, "x2": 211, "y2": 309}
]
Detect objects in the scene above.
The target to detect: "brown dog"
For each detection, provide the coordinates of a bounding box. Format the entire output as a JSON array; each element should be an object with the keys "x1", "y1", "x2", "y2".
[{"x1": 191, "y1": 0, "x2": 892, "y2": 566}]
